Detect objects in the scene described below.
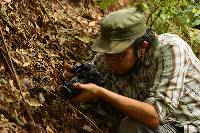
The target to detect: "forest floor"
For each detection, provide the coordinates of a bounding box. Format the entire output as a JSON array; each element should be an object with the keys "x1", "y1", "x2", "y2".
[{"x1": 0, "y1": 0, "x2": 124, "y2": 133}]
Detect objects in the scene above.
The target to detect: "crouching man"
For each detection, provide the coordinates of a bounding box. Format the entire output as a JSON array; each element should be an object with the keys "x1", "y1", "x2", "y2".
[{"x1": 64, "y1": 8, "x2": 200, "y2": 133}]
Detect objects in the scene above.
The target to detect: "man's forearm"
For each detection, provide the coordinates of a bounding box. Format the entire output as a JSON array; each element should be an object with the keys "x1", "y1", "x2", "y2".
[{"x1": 98, "y1": 86, "x2": 159, "y2": 128}]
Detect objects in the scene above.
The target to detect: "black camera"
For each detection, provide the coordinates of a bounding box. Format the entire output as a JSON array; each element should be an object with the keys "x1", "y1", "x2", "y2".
[{"x1": 61, "y1": 63, "x2": 105, "y2": 99}]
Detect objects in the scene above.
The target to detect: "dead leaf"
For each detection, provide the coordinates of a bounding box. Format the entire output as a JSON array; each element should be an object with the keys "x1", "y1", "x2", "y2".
[
  {"x1": 82, "y1": 125, "x2": 93, "y2": 132},
  {"x1": 88, "y1": 28, "x2": 92, "y2": 33},
  {"x1": 16, "y1": 49, "x2": 28, "y2": 55},
  {"x1": 39, "y1": 93, "x2": 45, "y2": 104},
  {"x1": 0, "y1": 65, "x2": 5, "y2": 72},
  {"x1": 15, "y1": 92, "x2": 29, "y2": 102},
  {"x1": 51, "y1": 60, "x2": 56, "y2": 68},
  {"x1": 0, "y1": 127, "x2": 7, "y2": 133},
  {"x1": 26, "y1": 97, "x2": 43, "y2": 107},
  {"x1": 5, "y1": 26, "x2": 9, "y2": 33},
  {"x1": 96, "y1": 14, "x2": 102, "y2": 21},
  {"x1": 88, "y1": 21, "x2": 96, "y2": 27},
  {"x1": 81, "y1": 19, "x2": 88, "y2": 25},
  {"x1": 90, "y1": 10, "x2": 97, "y2": 20},
  {"x1": 46, "y1": 125, "x2": 54, "y2": 133},
  {"x1": 3, "y1": 0, "x2": 11, "y2": 4},
  {"x1": 22, "y1": 61, "x2": 31, "y2": 67},
  {"x1": 12, "y1": 58, "x2": 21, "y2": 65},
  {"x1": 38, "y1": 53, "x2": 43, "y2": 59},
  {"x1": 9, "y1": 79, "x2": 16, "y2": 92}
]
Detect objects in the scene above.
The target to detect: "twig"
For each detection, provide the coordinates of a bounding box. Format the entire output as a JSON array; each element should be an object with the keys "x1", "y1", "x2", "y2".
[
  {"x1": 36, "y1": 0, "x2": 58, "y2": 34},
  {"x1": 150, "y1": 10, "x2": 162, "y2": 28},
  {"x1": 0, "y1": 47, "x2": 15, "y2": 77},
  {"x1": 146, "y1": 8, "x2": 156, "y2": 24},
  {"x1": 146, "y1": 1, "x2": 164, "y2": 25},
  {"x1": 0, "y1": 27, "x2": 34, "y2": 123},
  {"x1": 67, "y1": 103, "x2": 103, "y2": 133},
  {"x1": 0, "y1": 47, "x2": 27, "y2": 74}
]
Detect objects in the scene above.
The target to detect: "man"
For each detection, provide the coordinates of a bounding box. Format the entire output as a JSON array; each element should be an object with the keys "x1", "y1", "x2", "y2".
[{"x1": 64, "y1": 8, "x2": 200, "y2": 133}]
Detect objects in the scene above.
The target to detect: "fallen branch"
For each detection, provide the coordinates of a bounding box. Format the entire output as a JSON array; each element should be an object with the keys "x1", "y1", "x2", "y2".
[
  {"x1": 0, "y1": 27, "x2": 46, "y2": 132},
  {"x1": 0, "y1": 27, "x2": 34, "y2": 123}
]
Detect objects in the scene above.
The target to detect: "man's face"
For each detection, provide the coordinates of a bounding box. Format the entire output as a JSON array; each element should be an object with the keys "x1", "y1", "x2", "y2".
[{"x1": 104, "y1": 47, "x2": 136, "y2": 75}]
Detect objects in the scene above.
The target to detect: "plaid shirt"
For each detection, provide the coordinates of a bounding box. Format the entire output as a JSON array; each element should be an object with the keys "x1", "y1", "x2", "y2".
[{"x1": 91, "y1": 33, "x2": 200, "y2": 133}]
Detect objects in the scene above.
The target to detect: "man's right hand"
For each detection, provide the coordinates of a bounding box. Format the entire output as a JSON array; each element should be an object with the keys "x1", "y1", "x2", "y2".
[
  {"x1": 63, "y1": 63, "x2": 74, "y2": 79},
  {"x1": 72, "y1": 83, "x2": 99, "y2": 102}
]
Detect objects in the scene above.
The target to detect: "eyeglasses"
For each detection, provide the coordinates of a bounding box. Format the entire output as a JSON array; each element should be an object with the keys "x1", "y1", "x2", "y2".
[{"x1": 104, "y1": 51, "x2": 127, "y2": 62}]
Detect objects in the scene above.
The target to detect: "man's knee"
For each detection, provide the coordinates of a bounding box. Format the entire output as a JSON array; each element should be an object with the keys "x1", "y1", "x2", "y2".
[{"x1": 118, "y1": 117, "x2": 154, "y2": 133}]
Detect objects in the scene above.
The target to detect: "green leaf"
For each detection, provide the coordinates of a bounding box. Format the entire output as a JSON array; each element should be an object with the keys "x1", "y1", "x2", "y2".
[
  {"x1": 26, "y1": 97, "x2": 43, "y2": 107},
  {"x1": 0, "y1": 78, "x2": 7, "y2": 86},
  {"x1": 74, "y1": 36, "x2": 91, "y2": 43},
  {"x1": 194, "y1": 12, "x2": 200, "y2": 17},
  {"x1": 192, "y1": 7, "x2": 197, "y2": 13},
  {"x1": 198, "y1": 10, "x2": 200, "y2": 14},
  {"x1": 96, "y1": 109, "x2": 107, "y2": 117},
  {"x1": 192, "y1": 20, "x2": 200, "y2": 26}
]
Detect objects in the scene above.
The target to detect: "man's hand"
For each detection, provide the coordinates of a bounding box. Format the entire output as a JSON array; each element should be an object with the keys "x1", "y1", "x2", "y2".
[
  {"x1": 72, "y1": 83, "x2": 102, "y2": 102},
  {"x1": 63, "y1": 63, "x2": 74, "y2": 79}
]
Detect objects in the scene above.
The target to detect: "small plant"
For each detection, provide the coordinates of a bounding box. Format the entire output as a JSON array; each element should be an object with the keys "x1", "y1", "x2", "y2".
[{"x1": 95, "y1": 0, "x2": 118, "y2": 11}]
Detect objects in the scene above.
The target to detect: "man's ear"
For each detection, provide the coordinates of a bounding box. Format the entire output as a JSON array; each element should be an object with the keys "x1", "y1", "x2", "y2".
[{"x1": 141, "y1": 41, "x2": 148, "y2": 49}]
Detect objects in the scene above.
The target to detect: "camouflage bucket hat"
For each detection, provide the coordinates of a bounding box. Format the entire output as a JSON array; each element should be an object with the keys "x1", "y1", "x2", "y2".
[{"x1": 91, "y1": 8, "x2": 146, "y2": 54}]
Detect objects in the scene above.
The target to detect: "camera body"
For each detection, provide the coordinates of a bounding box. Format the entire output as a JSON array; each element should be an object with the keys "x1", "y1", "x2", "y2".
[{"x1": 61, "y1": 63, "x2": 105, "y2": 99}]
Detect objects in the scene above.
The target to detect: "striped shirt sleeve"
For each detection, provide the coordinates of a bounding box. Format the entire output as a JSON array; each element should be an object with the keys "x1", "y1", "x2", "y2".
[{"x1": 145, "y1": 38, "x2": 188, "y2": 123}]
